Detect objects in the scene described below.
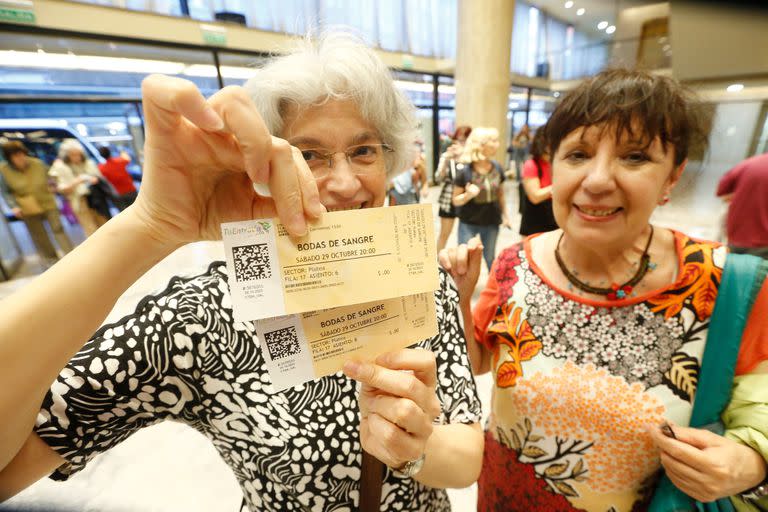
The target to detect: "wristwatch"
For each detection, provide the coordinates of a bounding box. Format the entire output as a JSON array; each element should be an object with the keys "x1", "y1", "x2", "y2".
[
  {"x1": 394, "y1": 453, "x2": 426, "y2": 478},
  {"x1": 741, "y1": 478, "x2": 768, "y2": 502}
]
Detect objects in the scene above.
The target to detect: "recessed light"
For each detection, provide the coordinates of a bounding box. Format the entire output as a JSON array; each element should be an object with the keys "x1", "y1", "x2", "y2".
[
  {"x1": 577, "y1": 8, "x2": 585, "y2": 15},
  {"x1": 564, "y1": 1, "x2": 574, "y2": 8},
  {"x1": 598, "y1": 21, "x2": 608, "y2": 30},
  {"x1": 606, "y1": 25, "x2": 616, "y2": 34},
  {"x1": 727, "y1": 84, "x2": 744, "y2": 93}
]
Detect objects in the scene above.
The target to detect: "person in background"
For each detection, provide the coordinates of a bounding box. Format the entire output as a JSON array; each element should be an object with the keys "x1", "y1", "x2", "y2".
[
  {"x1": 98, "y1": 146, "x2": 138, "y2": 211},
  {"x1": 508, "y1": 124, "x2": 531, "y2": 179},
  {"x1": 388, "y1": 140, "x2": 427, "y2": 206},
  {"x1": 717, "y1": 151, "x2": 768, "y2": 259},
  {"x1": 49, "y1": 139, "x2": 108, "y2": 237},
  {"x1": 436, "y1": 125, "x2": 471, "y2": 252},
  {"x1": 0, "y1": 140, "x2": 73, "y2": 264},
  {"x1": 441, "y1": 68, "x2": 768, "y2": 511},
  {"x1": 0, "y1": 33, "x2": 483, "y2": 511},
  {"x1": 519, "y1": 128, "x2": 558, "y2": 236},
  {"x1": 452, "y1": 126, "x2": 511, "y2": 271}
]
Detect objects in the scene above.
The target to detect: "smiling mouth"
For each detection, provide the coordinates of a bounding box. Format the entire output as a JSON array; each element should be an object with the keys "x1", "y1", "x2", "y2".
[
  {"x1": 575, "y1": 205, "x2": 622, "y2": 217},
  {"x1": 326, "y1": 204, "x2": 365, "y2": 212}
]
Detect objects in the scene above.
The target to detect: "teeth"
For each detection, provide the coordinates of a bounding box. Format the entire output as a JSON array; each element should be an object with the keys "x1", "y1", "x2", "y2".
[
  {"x1": 326, "y1": 204, "x2": 364, "y2": 212},
  {"x1": 579, "y1": 206, "x2": 620, "y2": 217}
]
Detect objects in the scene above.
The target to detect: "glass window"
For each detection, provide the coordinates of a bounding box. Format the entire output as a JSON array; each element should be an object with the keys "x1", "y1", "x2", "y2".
[
  {"x1": 437, "y1": 75, "x2": 455, "y2": 108},
  {"x1": 0, "y1": 32, "x2": 220, "y2": 98},
  {"x1": 0, "y1": 103, "x2": 145, "y2": 178},
  {"x1": 393, "y1": 71, "x2": 434, "y2": 109},
  {"x1": 528, "y1": 88, "x2": 558, "y2": 130},
  {"x1": 216, "y1": 51, "x2": 267, "y2": 87}
]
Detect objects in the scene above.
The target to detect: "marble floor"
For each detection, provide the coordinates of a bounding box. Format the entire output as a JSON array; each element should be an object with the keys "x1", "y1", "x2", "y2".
[{"x1": 0, "y1": 183, "x2": 723, "y2": 511}]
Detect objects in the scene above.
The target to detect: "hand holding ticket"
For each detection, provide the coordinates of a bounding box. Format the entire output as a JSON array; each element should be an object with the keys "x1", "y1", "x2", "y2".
[
  {"x1": 255, "y1": 292, "x2": 437, "y2": 391},
  {"x1": 222, "y1": 204, "x2": 438, "y2": 321}
]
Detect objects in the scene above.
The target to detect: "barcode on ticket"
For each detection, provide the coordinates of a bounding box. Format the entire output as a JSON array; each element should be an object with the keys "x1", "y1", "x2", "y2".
[
  {"x1": 232, "y1": 243, "x2": 272, "y2": 282},
  {"x1": 264, "y1": 326, "x2": 302, "y2": 361}
]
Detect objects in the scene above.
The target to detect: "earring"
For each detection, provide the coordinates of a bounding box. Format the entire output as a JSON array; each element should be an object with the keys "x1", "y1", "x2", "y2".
[{"x1": 659, "y1": 195, "x2": 670, "y2": 205}]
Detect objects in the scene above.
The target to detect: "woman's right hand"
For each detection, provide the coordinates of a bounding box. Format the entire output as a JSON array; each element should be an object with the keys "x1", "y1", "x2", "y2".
[
  {"x1": 131, "y1": 75, "x2": 325, "y2": 249},
  {"x1": 438, "y1": 236, "x2": 483, "y2": 306},
  {"x1": 465, "y1": 183, "x2": 481, "y2": 199}
]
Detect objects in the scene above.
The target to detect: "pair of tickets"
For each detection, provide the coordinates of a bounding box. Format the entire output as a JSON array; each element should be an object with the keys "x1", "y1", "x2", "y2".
[{"x1": 221, "y1": 204, "x2": 440, "y2": 391}]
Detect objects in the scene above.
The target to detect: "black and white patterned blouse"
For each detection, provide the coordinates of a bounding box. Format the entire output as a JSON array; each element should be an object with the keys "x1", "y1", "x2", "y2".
[{"x1": 34, "y1": 262, "x2": 482, "y2": 511}]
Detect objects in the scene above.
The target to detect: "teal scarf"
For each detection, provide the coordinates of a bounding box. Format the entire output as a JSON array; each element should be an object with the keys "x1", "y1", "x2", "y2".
[{"x1": 649, "y1": 253, "x2": 768, "y2": 512}]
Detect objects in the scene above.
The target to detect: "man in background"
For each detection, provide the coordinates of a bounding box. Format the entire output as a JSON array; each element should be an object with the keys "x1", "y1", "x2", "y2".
[
  {"x1": 717, "y1": 151, "x2": 768, "y2": 258},
  {"x1": 98, "y1": 146, "x2": 138, "y2": 211}
]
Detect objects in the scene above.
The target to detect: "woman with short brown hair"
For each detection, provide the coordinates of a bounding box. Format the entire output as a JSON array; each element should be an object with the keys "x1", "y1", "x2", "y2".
[{"x1": 442, "y1": 68, "x2": 768, "y2": 511}]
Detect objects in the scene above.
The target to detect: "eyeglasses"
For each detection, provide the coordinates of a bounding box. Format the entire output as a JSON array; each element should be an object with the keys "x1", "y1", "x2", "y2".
[{"x1": 298, "y1": 143, "x2": 393, "y2": 179}]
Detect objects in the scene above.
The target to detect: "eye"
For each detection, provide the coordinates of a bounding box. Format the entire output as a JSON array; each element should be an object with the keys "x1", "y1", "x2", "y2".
[
  {"x1": 564, "y1": 150, "x2": 588, "y2": 163},
  {"x1": 300, "y1": 149, "x2": 326, "y2": 167},
  {"x1": 624, "y1": 151, "x2": 650, "y2": 165},
  {"x1": 350, "y1": 145, "x2": 379, "y2": 163}
]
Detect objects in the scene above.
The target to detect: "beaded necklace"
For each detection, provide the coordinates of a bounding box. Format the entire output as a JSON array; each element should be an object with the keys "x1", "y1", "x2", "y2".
[{"x1": 554, "y1": 226, "x2": 655, "y2": 300}]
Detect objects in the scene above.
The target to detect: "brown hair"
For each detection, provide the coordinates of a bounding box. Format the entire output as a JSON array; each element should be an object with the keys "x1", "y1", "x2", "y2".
[
  {"x1": 1, "y1": 140, "x2": 29, "y2": 164},
  {"x1": 544, "y1": 69, "x2": 709, "y2": 166},
  {"x1": 529, "y1": 128, "x2": 548, "y2": 163},
  {"x1": 452, "y1": 125, "x2": 472, "y2": 143}
]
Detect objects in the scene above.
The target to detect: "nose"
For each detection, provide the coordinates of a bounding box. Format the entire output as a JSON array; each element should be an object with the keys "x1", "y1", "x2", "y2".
[
  {"x1": 322, "y1": 154, "x2": 361, "y2": 199},
  {"x1": 581, "y1": 152, "x2": 617, "y2": 195}
]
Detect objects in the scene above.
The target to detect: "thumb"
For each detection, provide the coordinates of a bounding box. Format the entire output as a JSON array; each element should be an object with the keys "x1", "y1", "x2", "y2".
[{"x1": 668, "y1": 423, "x2": 724, "y2": 450}]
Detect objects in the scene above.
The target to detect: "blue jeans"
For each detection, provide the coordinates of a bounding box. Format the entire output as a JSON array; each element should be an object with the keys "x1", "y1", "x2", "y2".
[{"x1": 458, "y1": 221, "x2": 499, "y2": 271}]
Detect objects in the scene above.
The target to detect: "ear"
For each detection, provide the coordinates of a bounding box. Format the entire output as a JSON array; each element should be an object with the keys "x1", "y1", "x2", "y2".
[{"x1": 664, "y1": 158, "x2": 687, "y2": 195}]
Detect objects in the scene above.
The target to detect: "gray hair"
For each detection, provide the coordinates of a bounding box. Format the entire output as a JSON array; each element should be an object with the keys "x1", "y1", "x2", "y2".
[
  {"x1": 58, "y1": 138, "x2": 86, "y2": 163},
  {"x1": 244, "y1": 31, "x2": 418, "y2": 178}
]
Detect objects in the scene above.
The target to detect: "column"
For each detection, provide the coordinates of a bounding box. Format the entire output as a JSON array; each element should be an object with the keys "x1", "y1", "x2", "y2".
[{"x1": 455, "y1": 0, "x2": 515, "y2": 162}]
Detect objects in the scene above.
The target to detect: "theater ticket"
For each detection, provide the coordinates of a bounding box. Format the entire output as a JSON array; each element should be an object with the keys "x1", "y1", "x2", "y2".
[
  {"x1": 222, "y1": 204, "x2": 438, "y2": 321},
  {"x1": 254, "y1": 291, "x2": 437, "y2": 391}
]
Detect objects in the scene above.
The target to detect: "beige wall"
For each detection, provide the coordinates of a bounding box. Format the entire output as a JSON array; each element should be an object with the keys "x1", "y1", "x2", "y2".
[
  {"x1": 670, "y1": 1, "x2": 768, "y2": 81},
  {"x1": 612, "y1": 3, "x2": 670, "y2": 69}
]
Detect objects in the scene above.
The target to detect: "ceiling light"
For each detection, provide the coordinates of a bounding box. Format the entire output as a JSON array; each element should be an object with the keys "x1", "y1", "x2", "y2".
[
  {"x1": 727, "y1": 84, "x2": 744, "y2": 93},
  {"x1": 577, "y1": 8, "x2": 585, "y2": 15},
  {"x1": 606, "y1": 25, "x2": 616, "y2": 34},
  {"x1": 0, "y1": 50, "x2": 185, "y2": 74},
  {"x1": 598, "y1": 21, "x2": 608, "y2": 30},
  {"x1": 554, "y1": 92, "x2": 561, "y2": 98},
  {"x1": 564, "y1": 1, "x2": 574, "y2": 8}
]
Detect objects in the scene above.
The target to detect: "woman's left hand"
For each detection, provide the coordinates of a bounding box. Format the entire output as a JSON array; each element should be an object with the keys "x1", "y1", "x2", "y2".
[
  {"x1": 649, "y1": 422, "x2": 768, "y2": 502},
  {"x1": 343, "y1": 349, "x2": 442, "y2": 470}
]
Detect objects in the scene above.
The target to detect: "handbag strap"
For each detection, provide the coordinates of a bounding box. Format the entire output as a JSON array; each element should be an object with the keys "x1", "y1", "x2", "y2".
[
  {"x1": 690, "y1": 253, "x2": 765, "y2": 427},
  {"x1": 649, "y1": 252, "x2": 766, "y2": 512},
  {"x1": 359, "y1": 451, "x2": 384, "y2": 512}
]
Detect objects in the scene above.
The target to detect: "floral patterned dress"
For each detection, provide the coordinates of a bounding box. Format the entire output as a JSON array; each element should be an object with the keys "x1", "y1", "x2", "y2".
[{"x1": 473, "y1": 231, "x2": 768, "y2": 512}]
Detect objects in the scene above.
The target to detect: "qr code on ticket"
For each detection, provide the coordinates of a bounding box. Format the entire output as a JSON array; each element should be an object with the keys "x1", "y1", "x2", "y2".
[
  {"x1": 232, "y1": 243, "x2": 272, "y2": 282},
  {"x1": 264, "y1": 326, "x2": 302, "y2": 361}
]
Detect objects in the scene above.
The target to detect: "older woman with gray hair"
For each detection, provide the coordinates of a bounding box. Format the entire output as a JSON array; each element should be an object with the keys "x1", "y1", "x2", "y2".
[
  {"x1": 49, "y1": 139, "x2": 109, "y2": 237},
  {"x1": 0, "y1": 33, "x2": 483, "y2": 511}
]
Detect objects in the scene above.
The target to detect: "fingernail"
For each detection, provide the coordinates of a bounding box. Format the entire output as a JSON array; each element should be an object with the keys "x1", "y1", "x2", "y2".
[
  {"x1": 202, "y1": 106, "x2": 224, "y2": 131},
  {"x1": 343, "y1": 360, "x2": 360, "y2": 377},
  {"x1": 310, "y1": 200, "x2": 326, "y2": 218},
  {"x1": 290, "y1": 212, "x2": 308, "y2": 237}
]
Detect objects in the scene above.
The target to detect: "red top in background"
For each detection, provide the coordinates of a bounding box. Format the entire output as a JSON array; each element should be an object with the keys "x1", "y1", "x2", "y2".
[
  {"x1": 717, "y1": 152, "x2": 768, "y2": 248},
  {"x1": 99, "y1": 157, "x2": 137, "y2": 195},
  {"x1": 521, "y1": 158, "x2": 552, "y2": 187}
]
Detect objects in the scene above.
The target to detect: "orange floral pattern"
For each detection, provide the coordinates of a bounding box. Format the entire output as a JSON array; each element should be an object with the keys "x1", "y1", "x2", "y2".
[
  {"x1": 487, "y1": 301, "x2": 542, "y2": 387},
  {"x1": 511, "y1": 362, "x2": 666, "y2": 493},
  {"x1": 646, "y1": 237, "x2": 722, "y2": 320},
  {"x1": 477, "y1": 233, "x2": 728, "y2": 510}
]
